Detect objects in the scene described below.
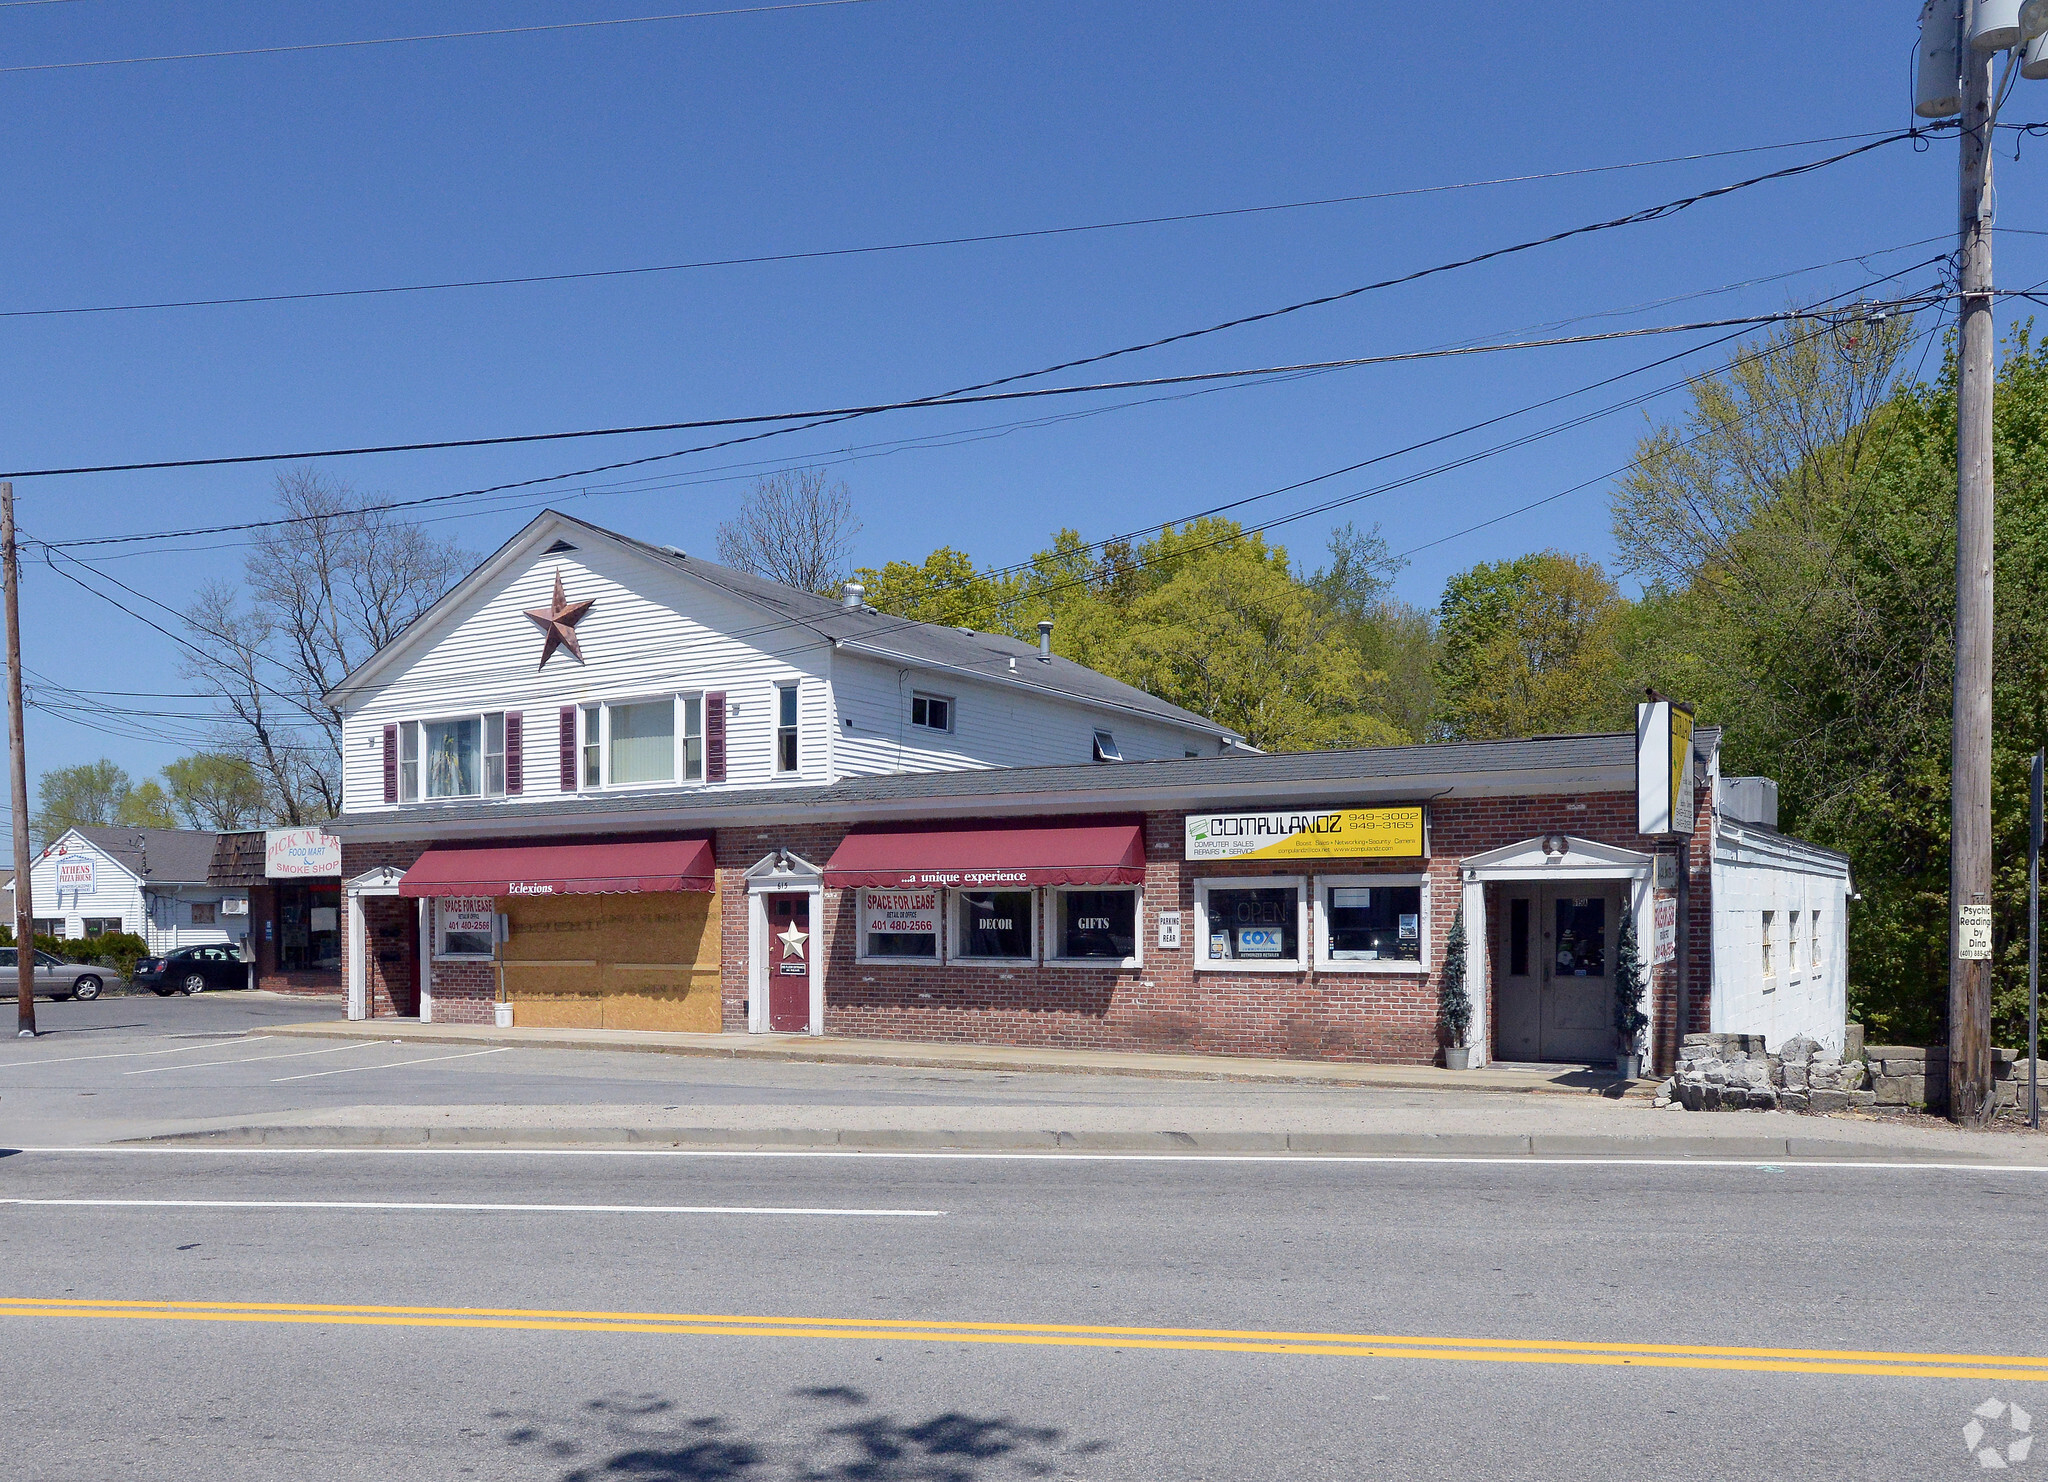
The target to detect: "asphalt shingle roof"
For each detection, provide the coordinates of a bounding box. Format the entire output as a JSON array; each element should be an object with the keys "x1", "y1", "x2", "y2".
[
  {"x1": 66, "y1": 825, "x2": 220, "y2": 884},
  {"x1": 331, "y1": 726, "x2": 1721, "y2": 832}
]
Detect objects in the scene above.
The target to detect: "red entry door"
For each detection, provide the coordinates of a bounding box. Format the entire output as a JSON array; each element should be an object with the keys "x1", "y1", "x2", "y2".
[{"x1": 767, "y1": 894, "x2": 812, "y2": 1032}]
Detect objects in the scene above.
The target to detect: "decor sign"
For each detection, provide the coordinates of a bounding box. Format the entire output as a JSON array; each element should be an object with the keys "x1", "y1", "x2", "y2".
[
  {"x1": 266, "y1": 828, "x2": 342, "y2": 879},
  {"x1": 1183, "y1": 806, "x2": 1425, "y2": 862},
  {"x1": 1654, "y1": 897, "x2": 1677, "y2": 966},
  {"x1": 1636, "y1": 695, "x2": 1696, "y2": 837}
]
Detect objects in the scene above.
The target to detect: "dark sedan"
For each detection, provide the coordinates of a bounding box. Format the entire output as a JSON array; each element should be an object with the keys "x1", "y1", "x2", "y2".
[{"x1": 131, "y1": 944, "x2": 249, "y2": 996}]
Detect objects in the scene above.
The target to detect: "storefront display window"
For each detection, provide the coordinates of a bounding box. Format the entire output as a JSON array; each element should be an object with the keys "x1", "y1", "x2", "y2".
[
  {"x1": 436, "y1": 896, "x2": 496, "y2": 959},
  {"x1": 276, "y1": 880, "x2": 343, "y2": 972},
  {"x1": 858, "y1": 888, "x2": 939, "y2": 960},
  {"x1": 1196, "y1": 878, "x2": 1303, "y2": 968},
  {"x1": 1053, "y1": 889, "x2": 1138, "y2": 963},
  {"x1": 952, "y1": 889, "x2": 1034, "y2": 961},
  {"x1": 1317, "y1": 877, "x2": 1426, "y2": 969}
]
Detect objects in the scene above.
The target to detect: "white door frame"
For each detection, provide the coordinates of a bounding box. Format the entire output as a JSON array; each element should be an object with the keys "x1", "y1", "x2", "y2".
[
  {"x1": 743, "y1": 851, "x2": 824, "y2": 1035},
  {"x1": 342, "y1": 867, "x2": 406, "y2": 1021},
  {"x1": 1458, "y1": 836, "x2": 1655, "y2": 1069}
]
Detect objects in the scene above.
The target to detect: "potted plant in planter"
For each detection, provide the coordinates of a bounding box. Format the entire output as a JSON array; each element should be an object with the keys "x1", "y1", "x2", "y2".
[
  {"x1": 1439, "y1": 905, "x2": 1472, "y2": 1069},
  {"x1": 1613, "y1": 909, "x2": 1647, "y2": 1080}
]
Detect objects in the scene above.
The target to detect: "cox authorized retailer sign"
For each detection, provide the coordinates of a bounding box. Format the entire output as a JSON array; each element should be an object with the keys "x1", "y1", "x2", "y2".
[
  {"x1": 1184, "y1": 805, "x2": 1426, "y2": 862},
  {"x1": 265, "y1": 828, "x2": 342, "y2": 879}
]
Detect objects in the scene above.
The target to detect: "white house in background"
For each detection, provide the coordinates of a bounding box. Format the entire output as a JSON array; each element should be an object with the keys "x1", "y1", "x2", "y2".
[
  {"x1": 29, "y1": 826, "x2": 239, "y2": 952},
  {"x1": 1708, "y1": 778, "x2": 1854, "y2": 1054},
  {"x1": 330, "y1": 509, "x2": 1245, "y2": 819}
]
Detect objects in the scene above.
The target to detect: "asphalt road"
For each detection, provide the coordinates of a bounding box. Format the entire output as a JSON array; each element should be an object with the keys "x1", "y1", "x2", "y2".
[
  {"x1": 0, "y1": 995, "x2": 1555, "y2": 1148},
  {"x1": 0, "y1": 1144, "x2": 2042, "y2": 1480}
]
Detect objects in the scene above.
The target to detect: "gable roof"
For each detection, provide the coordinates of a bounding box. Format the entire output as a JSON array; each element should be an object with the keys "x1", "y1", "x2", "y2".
[
  {"x1": 55, "y1": 826, "x2": 221, "y2": 885},
  {"x1": 323, "y1": 509, "x2": 1241, "y2": 742}
]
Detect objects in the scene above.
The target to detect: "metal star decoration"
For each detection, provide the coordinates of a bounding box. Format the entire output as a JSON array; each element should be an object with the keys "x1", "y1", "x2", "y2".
[
  {"x1": 776, "y1": 923, "x2": 808, "y2": 960},
  {"x1": 524, "y1": 572, "x2": 594, "y2": 669}
]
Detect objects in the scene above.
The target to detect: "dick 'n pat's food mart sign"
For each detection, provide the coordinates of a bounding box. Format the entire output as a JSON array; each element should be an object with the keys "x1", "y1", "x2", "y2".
[{"x1": 1183, "y1": 805, "x2": 1426, "y2": 862}]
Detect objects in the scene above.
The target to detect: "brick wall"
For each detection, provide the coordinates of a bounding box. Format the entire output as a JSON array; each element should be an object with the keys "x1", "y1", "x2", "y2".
[{"x1": 348, "y1": 781, "x2": 1720, "y2": 1065}]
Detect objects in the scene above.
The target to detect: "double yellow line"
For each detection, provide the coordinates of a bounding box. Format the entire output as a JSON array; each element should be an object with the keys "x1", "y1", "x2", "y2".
[{"x1": 4, "y1": 1296, "x2": 2046, "y2": 1381}]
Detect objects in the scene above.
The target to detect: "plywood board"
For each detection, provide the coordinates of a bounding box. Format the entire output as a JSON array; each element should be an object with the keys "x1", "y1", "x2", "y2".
[{"x1": 502, "y1": 890, "x2": 722, "y2": 1032}]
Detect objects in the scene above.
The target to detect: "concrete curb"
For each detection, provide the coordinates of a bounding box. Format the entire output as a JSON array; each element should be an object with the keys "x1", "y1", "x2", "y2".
[
  {"x1": 260, "y1": 1021, "x2": 1654, "y2": 1098},
  {"x1": 120, "y1": 1123, "x2": 2008, "y2": 1161}
]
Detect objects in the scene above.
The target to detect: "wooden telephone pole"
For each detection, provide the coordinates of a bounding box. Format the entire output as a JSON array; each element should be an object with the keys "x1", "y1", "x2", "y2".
[
  {"x1": 4, "y1": 482, "x2": 34, "y2": 1038},
  {"x1": 1950, "y1": 26, "x2": 1997, "y2": 1123}
]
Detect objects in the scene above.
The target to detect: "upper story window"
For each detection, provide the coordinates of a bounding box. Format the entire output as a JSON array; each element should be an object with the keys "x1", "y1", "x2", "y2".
[
  {"x1": 399, "y1": 714, "x2": 508, "y2": 801},
  {"x1": 1761, "y1": 910, "x2": 1776, "y2": 987},
  {"x1": 578, "y1": 696, "x2": 703, "y2": 789},
  {"x1": 1093, "y1": 729, "x2": 1121, "y2": 762},
  {"x1": 910, "y1": 692, "x2": 952, "y2": 733},
  {"x1": 776, "y1": 683, "x2": 800, "y2": 773}
]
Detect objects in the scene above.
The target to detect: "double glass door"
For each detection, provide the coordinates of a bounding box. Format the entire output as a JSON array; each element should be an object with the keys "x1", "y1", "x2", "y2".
[{"x1": 1496, "y1": 885, "x2": 1620, "y2": 1064}]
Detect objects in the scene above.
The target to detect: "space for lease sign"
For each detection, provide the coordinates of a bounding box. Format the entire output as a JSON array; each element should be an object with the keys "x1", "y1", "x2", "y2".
[{"x1": 1183, "y1": 806, "x2": 1426, "y2": 862}]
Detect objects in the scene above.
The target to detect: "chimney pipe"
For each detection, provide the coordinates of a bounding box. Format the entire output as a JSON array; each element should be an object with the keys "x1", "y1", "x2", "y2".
[
  {"x1": 841, "y1": 581, "x2": 865, "y2": 609},
  {"x1": 1037, "y1": 619, "x2": 1053, "y2": 660}
]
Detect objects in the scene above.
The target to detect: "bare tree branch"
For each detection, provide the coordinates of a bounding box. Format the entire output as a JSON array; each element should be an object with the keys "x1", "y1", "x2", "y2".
[{"x1": 714, "y1": 468, "x2": 861, "y2": 593}]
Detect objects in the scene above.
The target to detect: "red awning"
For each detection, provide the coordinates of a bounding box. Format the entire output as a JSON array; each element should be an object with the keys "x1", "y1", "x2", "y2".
[
  {"x1": 823, "y1": 817, "x2": 1145, "y2": 890},
  {"x1": 398, "y1": 837, "x2": 715, "y2": 898}
]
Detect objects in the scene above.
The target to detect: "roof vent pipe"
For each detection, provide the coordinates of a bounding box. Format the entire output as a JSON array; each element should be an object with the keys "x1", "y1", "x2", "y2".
[
  {"x1": 1037, "y1": 619, "x2": 1053, "y2": 660},
  {"x1": 841, "y1": 580, "x2": 865, "y2": 609}
]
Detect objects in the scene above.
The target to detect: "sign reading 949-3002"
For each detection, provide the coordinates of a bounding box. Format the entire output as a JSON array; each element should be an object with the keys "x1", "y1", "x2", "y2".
[{"x1": 1183, "y1": 806, "x2": 1426, "y2": 863}]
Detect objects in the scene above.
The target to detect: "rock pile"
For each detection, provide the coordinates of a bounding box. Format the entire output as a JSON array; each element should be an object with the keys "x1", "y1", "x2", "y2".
[{"x1": 1656, "y1": 1033, "x2": 1869, "y2": 1113}]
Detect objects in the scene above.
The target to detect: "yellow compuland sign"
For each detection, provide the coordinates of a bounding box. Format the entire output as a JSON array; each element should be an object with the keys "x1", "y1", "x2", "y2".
[{"x1": 1183, "y1": 806, "x2": 1426, "y2": 862}]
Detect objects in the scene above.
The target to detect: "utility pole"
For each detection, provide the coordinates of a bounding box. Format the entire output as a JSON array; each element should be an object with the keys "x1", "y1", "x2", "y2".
[
  {"x1": 2030, "y1": 747, "x2": 2042, "y2": 1129},
  {"x1": 4, "y1": 483, "x2": 35, "y2": 1038},
  {"x1": 1950, "y1": 21, "x2": 1998, "y2": 1124}
]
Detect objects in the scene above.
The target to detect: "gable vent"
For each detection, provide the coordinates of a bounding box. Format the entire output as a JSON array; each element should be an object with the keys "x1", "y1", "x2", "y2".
[{"x1": 544, "y1": 539, "x2": 578, "y2": 553}]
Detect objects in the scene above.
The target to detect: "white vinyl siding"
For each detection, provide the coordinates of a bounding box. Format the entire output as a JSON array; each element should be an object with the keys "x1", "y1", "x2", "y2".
[
  {"x1": 335, "y1": 523, "x2": 1224, "y2": 811},
  {"x1": 26, "y1": 833, "x2": 234, "y2": 955},
  {"x1": 831, "y1": 654, "x2": 1214, "y2": 776},
  {"x1": 340, "y1": 541, "x2": 835, "y2": 808}
]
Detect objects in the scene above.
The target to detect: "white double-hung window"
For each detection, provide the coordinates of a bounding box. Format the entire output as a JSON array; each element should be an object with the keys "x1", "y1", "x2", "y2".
[
  {"x1": 399, "y1": 713, "x2": 508, "y2": 801},
  {"x1": 577, "y1": 696, "x2": 704, "y2": 788}
]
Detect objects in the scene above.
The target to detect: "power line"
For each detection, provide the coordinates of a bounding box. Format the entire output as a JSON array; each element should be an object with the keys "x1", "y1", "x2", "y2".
[
  {"x1": 0, "y1": 0, "x2": 883, "y2": 75},
  {"x1": 11, "y1": 132, "x2": 1934, "y2": 490},
  {"x1": 0, "y1": 131, "x2": 1927, "y2": 321}
]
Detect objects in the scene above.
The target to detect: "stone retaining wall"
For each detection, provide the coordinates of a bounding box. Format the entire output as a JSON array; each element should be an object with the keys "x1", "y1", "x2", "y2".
[{"x1": 1657, "y1": 1033, "x2": 2024, "y2": 1115}]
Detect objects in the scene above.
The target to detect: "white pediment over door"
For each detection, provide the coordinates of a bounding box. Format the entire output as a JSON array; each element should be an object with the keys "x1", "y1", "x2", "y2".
[{"x1": 1460, "y1": 834, "x2": 1655, "y2": 882}]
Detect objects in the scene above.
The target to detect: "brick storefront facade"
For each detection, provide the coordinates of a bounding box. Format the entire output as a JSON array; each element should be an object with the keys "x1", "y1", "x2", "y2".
[{"x1": 347, "y1": 775, "x2": 1711, "y2": 1070}]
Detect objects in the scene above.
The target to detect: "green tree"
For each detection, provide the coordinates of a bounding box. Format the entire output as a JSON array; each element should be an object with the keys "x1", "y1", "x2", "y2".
[
  {"x1": 162, "y1": 752, "x2": 269, "y2": 829},
  {"x1": 1607, "y1": 317, "x2": 2048, "y2": 1048},
  {"x1": 853, "y1": 548, "x2": 1013, "y2": 632},
  {"x1": 33, "y1": 759, "x2": 133, "y2": 841},
  {"x1": 118, "y1": 780, "x2": 178, "y2": 829},
  {"x1": 1432, "y1": 551, "x2": 1629, "y2": 740}
]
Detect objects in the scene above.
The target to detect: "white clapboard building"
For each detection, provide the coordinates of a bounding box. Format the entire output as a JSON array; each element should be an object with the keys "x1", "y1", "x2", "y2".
[{"x1": 30, "y1": 826, "x2": 241, "y2": 952}]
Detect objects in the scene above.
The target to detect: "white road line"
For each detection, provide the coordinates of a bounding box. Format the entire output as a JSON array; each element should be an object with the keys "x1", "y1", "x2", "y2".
[
  {"x1": 8, "y1": 1147, "x2": 2045, "y2": 1172},
  {"x1": 0, "y1": 1198, "x2": 943, "y2": 1217},
  {"x1": 123, "y1": 1042, "x2": 379, "y2": 1075},
  {"x1": 271, "y1": 1047, "x2": 511, "y2": 1082},
  {"x1": 0, "y1": 1036, "x2": 272, "y2": 1070}
]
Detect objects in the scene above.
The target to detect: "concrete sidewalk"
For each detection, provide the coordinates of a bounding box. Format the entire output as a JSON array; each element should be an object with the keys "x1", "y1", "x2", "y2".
[{"x1": 265, "y1": 1017, "x2": 1640, "y2": 1096}]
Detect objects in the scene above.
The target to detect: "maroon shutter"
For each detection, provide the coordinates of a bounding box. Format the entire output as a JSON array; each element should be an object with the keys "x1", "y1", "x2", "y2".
[
  {"x1": 382, "y1": 725, "x2": 398, "y2": 803},
  {"x1": 559, "y1": 706, "x2": 577, "y2": 791},
  {"x1": 505, "y1": 711, "x2": 524, "y2": 795},
  {"x1": 705, "y1": 691, "x2": 726, "y2": 782}
]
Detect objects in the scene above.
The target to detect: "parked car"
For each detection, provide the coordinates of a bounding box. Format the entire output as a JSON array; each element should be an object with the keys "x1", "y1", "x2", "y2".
[
  {"x1": 131, "y1": 944, "x2": 249, "y2": 996},
  {"x1": 0, "y1": 946, "x2": 118, "y2": 1001}
]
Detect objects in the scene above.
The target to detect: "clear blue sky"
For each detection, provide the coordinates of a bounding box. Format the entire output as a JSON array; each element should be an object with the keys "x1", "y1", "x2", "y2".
[{"x1": 1, "y1": 0, "x2": 2033, "y2": 790}]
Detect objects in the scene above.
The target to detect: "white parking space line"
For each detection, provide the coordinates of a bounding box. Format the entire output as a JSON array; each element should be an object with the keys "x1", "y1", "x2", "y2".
[
  {"x1": 0, "y1": 1036, "x2": 271, "y2": 1071},
  {"x1": 123, "y1": 1042, "x2": 380, "y2": 1076},
  {"x1": 0, "y1": 1197, "x2": 944, "y2": 1217},
  {"x1": 271, "y1": 1046, "x2": 511, "y2": 1082}
]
